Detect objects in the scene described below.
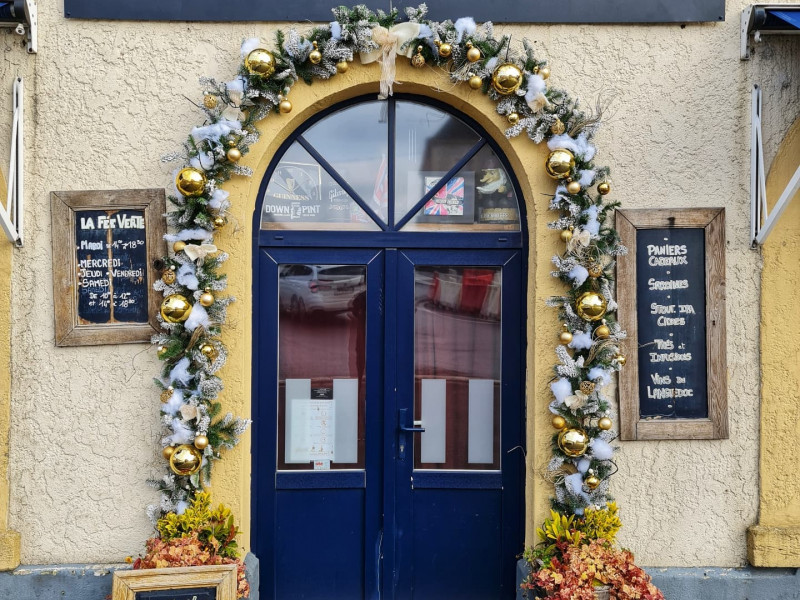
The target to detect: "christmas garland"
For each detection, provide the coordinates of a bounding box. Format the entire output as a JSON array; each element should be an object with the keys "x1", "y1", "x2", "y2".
[{"x1": 148, "y1": 3, "x2": 626, "y2": 521}]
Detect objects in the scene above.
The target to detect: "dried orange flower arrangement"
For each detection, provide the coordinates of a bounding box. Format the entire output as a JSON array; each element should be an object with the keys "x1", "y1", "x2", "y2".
[{"x1": 133, "y1": 492, "x2": 250, "y2": 598}]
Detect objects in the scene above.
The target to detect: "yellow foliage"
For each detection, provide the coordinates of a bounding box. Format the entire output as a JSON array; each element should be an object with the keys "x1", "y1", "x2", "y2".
[
  {"x1": 536, "y1": 509, "x2": 582, "y2": 546},
  {"x1": 579, "y1": 502, "x2": 622, "y2": 544}
]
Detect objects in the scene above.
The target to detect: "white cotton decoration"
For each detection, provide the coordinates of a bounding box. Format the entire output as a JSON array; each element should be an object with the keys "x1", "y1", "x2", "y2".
[
  {"x1": 485, "y1": 57, "x2": 499, "y2": 73},
  {"x1": 177, "y1": 263, "x2": 199, "y2": 291},
  {"x1": 191, "y1": 119, "x2": 242, "y2": 146},
  {"x1": 209, "y1": 189, "x2": 230, "y2": 211},
  {"x1": 550, "y1": 377, "x2": 573, "y2": 404},
  {"x1": 547, "y1": 132, "x2": 597, "y2": 162},
  {"x1": 240, "y1": 38, "x2": 262, "y2": 58},
  {"x1": 418, "y1": 24, "x2": 433, "y2": 39},
  {"x1": 330, "y1": 21, "x2": 342, "y2": 40},
  {"x1": 164, "y1": 228, "x2": 214, "y2": 243},
  {"x1": 175, "y1": 501, "x2": 189, "y2": 515},
  {"x1": 583, "y1": 205, "x2": 601, "y2": 236},
  {"x1": 578, "y1": 169, "x2": 596, "y2": 187},
  {"x1": 565, "y1": 473, "x2": 590, "y2": 504},
  {"x1": 588, "y1": 367, "x2": 612, "y2": 386},
  {"x1": 568, "y1": 265, "x2": 589, "y2": 287},
  {"x1": 184, "y1": 303, "x2": 211, "y2": 332},
  {"x1": 169, "y1": 357, "x2": 193, "y2": 386},
  {"x1": 165, "y1": 417, "x2": 194, "y2": 445},
  {"x1": 163, "y1": 388, "x2": 185, "y2": 416},
  {"x1": 524, "y1": 74, "x2": 546, "y2": 103},
  {"x1": 454, "y1": 17, "x2": 477, "y2": 42},
  {"x1": 577, "y1": 458, "x2": 591, "y2": 473},
  {"x1": 568, "y1": 331, "x2": 593, "y2": 351},
  {"x1": 226, "y1": 76, "x2": 246, "y2": 95},
  {"x1": 589, "y1": 438, "x2": 614, "y2": 460}
]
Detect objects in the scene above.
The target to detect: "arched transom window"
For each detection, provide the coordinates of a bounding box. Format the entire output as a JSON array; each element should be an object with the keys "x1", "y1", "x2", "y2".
[{"x1": 260, "y1": 96, "x2": 522, "y2": 233}]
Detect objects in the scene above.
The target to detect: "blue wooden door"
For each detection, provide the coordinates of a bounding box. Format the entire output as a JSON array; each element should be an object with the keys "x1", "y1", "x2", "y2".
[{"x1": 253, "y1": 246, "x2": 523, "y2": 599}]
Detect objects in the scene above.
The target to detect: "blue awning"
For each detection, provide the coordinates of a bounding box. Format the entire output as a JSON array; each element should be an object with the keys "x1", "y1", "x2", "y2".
[{"x1": 772, "y1": 10, "x2": 800, "y2": 29}]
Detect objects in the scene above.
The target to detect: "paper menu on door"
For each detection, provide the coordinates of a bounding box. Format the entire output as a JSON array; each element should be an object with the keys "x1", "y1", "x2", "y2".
[{"x1": 287, "y1": 399, "x2": 336, "y2": 462}]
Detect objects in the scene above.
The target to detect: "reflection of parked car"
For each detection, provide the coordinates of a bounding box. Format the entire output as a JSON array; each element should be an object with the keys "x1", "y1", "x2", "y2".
[{"x1": 279, "y1": 264, "x2": 366, "y2": 317}]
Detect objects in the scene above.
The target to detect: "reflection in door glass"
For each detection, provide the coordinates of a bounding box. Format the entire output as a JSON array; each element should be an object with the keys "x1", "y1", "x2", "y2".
[
  {"x1": 413, "y1": 266, "x2": 501, "y2": 470},
  {"x1": 277, "y1": 264, "x2": 367, "y2": 470}
]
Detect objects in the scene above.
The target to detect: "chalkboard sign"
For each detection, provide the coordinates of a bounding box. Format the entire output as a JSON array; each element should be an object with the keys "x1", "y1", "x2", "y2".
[
  {"x1": 136, "y1": 586, "x2": 216, "y2": 600},
  {"x1": 617, "y1": 209, "x2": 727, "y2": 440},
  {"x1": 112, "y1": 564, "x2": 237, "y2": 600},
  {"x1": 51, "y1": 190, "x2": 166, "y2": 346}
]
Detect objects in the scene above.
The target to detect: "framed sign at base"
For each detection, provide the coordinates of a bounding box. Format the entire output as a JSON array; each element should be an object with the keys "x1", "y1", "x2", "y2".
[{"x1": 112, "y1": 564, "x2": 237, "y2": 600}]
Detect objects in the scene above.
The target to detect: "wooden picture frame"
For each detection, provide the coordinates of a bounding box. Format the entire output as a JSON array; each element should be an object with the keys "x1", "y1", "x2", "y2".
[
  {"x1": 616, "y1": 208, "x2": 727, "y2": 440},
  {"x1": 112, "y1": 564, "x2": 238, "y2": 600},
  {"x1": 51, "y1": 189, "x2": 166, "y2": 346}
]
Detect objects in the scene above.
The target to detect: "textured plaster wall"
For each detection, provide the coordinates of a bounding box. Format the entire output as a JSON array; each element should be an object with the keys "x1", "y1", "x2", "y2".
[{"x1": 4, "y1": 0, "x2": 789, "y2": 568}]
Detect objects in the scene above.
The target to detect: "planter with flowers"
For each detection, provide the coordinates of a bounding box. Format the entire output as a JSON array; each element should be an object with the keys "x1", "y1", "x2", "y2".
[
  {"x1": 132, "y1": 492, "x2": 250, "y2": 598},
  {"x1": 521, "y1": 503, "x2": 663, "y2": 600}
]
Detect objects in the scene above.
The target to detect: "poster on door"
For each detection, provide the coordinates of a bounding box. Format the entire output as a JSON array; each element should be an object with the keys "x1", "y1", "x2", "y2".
[{"x1": 287, "y1": 399, "x2": 336, "y2": 463}]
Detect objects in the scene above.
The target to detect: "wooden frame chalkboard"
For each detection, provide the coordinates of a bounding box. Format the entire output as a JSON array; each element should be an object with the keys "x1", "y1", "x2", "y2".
[
  {"x1": 51, "y1": 189, "x2": 166, "y2": 346},
  {"x1": 112, "y1": 564, "x2": 237, "y2": 600},
  {"x1": 616, "y1": 208, "x2": 727, "y2": 440}
]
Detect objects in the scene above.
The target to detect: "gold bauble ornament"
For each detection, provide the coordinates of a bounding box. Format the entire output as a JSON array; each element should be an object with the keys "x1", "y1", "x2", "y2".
[
  {"x1": 160, "y1": 294, "x2": 192, "y2": 323},
  {"x1": 438, "y1": 42, "x2": 452, "y2": 58},
  {"x1": 598, "y1": 181, "x2": 611, "y2": 195},
  {"x1": 160, "y1": 386, "x2": 174, "y2": 404},
  {"x1": 279, "y1": 98, "x2": 293, "y2": 114},
  {"x1": 614, "y1": 353, "x2": 627, "y2": 367},
  {"x1": 245, "y1": 48, "x2": 276, "y2": 77},
  {"x1": 173, "y1": 241, "x2": 186, "y2": 253},
  {"x1": 194, "y1": 435, "x2": 209, "y2": 450},
  {"x1": 309, "y1": 41, "x2": 322, "y2": 65},
  {"x1": 175, "y1": 167, "x2": 207, "y2": 198},
  {"x1": 552, "y1": 415, "x2": 567, "y2": 430},
  {"x1": 507, "y1": 112, "x2": 520, "y2": 125},
  {"x1": 566, "y1": 180, "x2": 581, "y2": 195},
  {"x1": 539, "y1": 66, "x2": 551, "y2": 80},
  {"x1": 203, "y1": 94, "x2": 218, "y2": 109},
  {"x1": 162, "y1": 268, "x2": 176, "y2": 285},
  {"x1": 468, "y1": 75, "x2": 483, "y2": 90},
  {"x1": 411, "y1": 46, "x2": 426, "y2": 68},
  {"x1": 212, "y1": 215, "x2": 227, "y2": 229},
  {"x1": 466, "y1": 42, "x2": 481, "y2": 62},
  {"x1": 491, "y1": 63, "x2": 524, "y2": 95},
  {"x1": 545, "y1": 149, "x2": 576, "y2": 179},
  {"x1": 199, "y1": 289, "x2": 215, "y2": 307},
  {"x1": 575, "y1": 291, "x2": 608, "y2": 322},
  {"x1": 585, "y1": 471, "x2": 601, "y2": 490},
  {"x1": 199, "y1": 343, "x2": 218, "y2": 361},
  {"x1": 559, "y1": 323, "x2": 573, "y2": 344},
  {"x1": 558, "y1": 428, "x2": 589, "y2": 458},
  {"x1": 595, "y1": 320, "x2": 611, "y2": 340},
  {"x1": 598, "y1": 417, "x2": 613, "y2": 431},
  {"x1": 560, "y1": 226, "x2": 574, "y2": 243},
  {"x1": 157, "y1": 345, "x2": 168, "y2": 359},
  {"x1": 551, "y1": 119, "x2": 566, "y2": 135},
  {"x1": 162, "y1": 445, "x2": 176, "y2": 460},
  {"x1": 169, "y1": 444, "x2": 203, "y2": 476},
  {"x1": 226, "y1": 147, "x2": 242, "y2": 162},
  {"x1": 336, "y1": 61, "x2": 349, "y2": 74},
  {"x1": 579, "y1": 381, "x2": 596, "y2": 395},
  {"x1": 588, "y1": 263, "x2": 603, "y2": 278}
]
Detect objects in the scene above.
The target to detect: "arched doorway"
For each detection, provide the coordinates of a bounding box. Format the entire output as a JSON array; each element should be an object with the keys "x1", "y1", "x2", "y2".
[{"x1": 252, "y1": 94, "x2": 526, "y2": 599}]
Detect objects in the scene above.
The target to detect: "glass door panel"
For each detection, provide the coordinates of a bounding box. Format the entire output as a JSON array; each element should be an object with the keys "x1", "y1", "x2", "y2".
[
  {"x1": 412, "y1": 266, "x2": 502, "y2": 470},
  {"x1": 277, "y1": 263, "x2": 367, "y2": 470}
]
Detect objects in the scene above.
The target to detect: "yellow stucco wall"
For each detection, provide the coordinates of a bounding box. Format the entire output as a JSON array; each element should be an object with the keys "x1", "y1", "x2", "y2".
[
  {"x1": 747, "y1": 116, "x2": 800, "y2": 566},
  {"x1": 5, "y1": 0, "x2": 786, "y2": 568}
]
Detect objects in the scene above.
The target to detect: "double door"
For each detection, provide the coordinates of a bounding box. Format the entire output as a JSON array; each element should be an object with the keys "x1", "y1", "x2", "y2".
[{"x1": 253, "y1": 247, "x2": 523, "y2": 599}]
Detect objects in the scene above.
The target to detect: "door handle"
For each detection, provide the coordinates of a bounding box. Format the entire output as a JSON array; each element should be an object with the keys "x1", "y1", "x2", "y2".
[
  {"x1": 399, "y1": 421, "x2": 426, "y2": 433},
  {"x1": 398, "y1": 409, "x2": 425, "y2": 433}
]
